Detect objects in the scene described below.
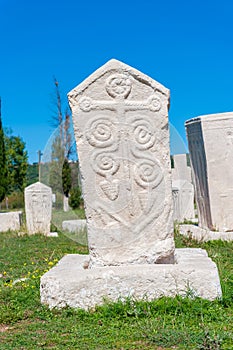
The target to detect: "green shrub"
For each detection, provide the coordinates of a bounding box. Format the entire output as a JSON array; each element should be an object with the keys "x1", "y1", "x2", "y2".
[
  {"x1": 0, "y1": 190, "x2": 24, "y2": 210},
  {"x1": 69, "y1": 187, "x2": 83, "y2": 209}
]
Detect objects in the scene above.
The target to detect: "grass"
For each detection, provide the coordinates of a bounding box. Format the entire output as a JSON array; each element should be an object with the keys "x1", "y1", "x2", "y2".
[{"x1": 0, "y1": 229, "x2": 232, "y2": 349}]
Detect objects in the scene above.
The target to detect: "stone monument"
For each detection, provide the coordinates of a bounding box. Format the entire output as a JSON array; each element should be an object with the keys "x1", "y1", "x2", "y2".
[
  {"x1": 68, "y1": 59, "x2": 174, "y2": 266},
  {"x1": 186, "y1": 113, "x2": 233, "y2": 231},
  {"x1": 40, "y1": 60, "x2": 222, "y2": 309},
  {"x1": 181, "y1": 113, "x2": 233, "y2": 241},
  {"x1": 25, "y1": 182, "x2": 52, "y2": 235}
]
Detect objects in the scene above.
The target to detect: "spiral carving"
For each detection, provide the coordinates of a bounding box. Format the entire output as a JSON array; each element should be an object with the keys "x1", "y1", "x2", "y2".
[
  {"x1": 148, "y1": 95, "x2": 161, "y2": 112},
  {"x1": 86, "y1": 117, "x2": 115, "y2": 148},
  {"x1": 93, "y1": 153, "x2": 120, "y2": 177},
  {"x1": 79, "y1": 96, "x2": 93, "y2": 112},
  {"x1": 133, "y1": 119, "x2": 155, "y2": 150},
  {"x1": 106, "y1": 74, "x2": 132, "y2": 99},
  {"x1": 134, "y1": 160, "x2": 163, "y2": 188}
]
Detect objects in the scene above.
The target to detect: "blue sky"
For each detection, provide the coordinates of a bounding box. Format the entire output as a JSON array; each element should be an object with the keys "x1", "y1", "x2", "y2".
[{"x1": 1, "y1": 0, "x2": 233, "y2": 163}]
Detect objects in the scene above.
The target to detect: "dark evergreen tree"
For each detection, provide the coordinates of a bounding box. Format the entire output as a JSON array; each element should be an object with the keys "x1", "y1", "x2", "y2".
[
  {"x1": 0, "y1": 98, "x2": 8, "y2": 202},
  {"x1": 5, "y1": 133, "x2": 28, "y2": 192},
  {"x1": 62, "y1": 158, "x2": 72, "y2": 197},
  {"x1": 68, "y1": 186, "x2": 83, "y2": 209}
]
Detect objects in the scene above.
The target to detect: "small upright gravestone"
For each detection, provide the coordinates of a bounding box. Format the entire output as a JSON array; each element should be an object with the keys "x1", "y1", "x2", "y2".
[
  {"x1": 24, "y1": 182, "x2": 52, "y2": 235},
  {"x1": 40, "y1": 60, "x2": 221, "y2": 309}
]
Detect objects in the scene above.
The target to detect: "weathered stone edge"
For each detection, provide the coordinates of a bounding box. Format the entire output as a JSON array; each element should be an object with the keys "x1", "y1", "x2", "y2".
[{"x1": 40, "y1": 249, "x2": 222, "y2": 310}]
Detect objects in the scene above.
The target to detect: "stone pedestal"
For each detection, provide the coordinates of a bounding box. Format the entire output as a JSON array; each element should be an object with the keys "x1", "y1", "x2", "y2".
[
  {"x1": 40, "y1": 249, "x2": 222, "y2": 310},
  {"x1": 186, "y1": 112, "x2": 233, "y2": 232}
]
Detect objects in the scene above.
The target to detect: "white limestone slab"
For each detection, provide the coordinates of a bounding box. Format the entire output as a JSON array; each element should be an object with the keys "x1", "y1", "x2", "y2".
[
  {"x1": 68, "y1": 59, "x2": 175, "y2": 267},
  {"x1": 0, "y1": 211, "x2": 22, "y2": 232},
  {"x1": 40, "y1": 249, "x2": 222, "y2": 310},
  {"x1": 24, "y1": 181, "x2": 52, "y2": 235},
  {"x1": 62, "y1": 219, "x2": 87, "y2": 232},
  {"x1": 179, "y1": 224, "x2": 233, "y2": 242},
  {"x1": 47, "y1": 232, "x2": 59, "y2": 237}
]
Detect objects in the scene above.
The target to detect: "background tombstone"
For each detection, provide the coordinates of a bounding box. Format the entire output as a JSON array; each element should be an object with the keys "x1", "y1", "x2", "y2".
[
  {"x1": 63, "y1": 196, "x2": 70, "y2": 212},
  {"x1": 25, "y1": 182, "x2": 52, "y2": 235},
  {"x1": 172, "y1": 180, "x2": 195, "y2": 222},
  {"x1": 172, "y1": 153, "x2": 192, "y2": 183},
  {"x1": 186, "y1": 112, "x2": 233, "y2": 232},
  {"x1": 68, "y1": 58, "x2": 174, "y2": 266}
]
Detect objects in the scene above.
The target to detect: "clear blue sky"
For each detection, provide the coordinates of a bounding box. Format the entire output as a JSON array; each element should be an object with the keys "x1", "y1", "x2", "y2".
[{"x1": 1, "y1": 0, "x2": 233, "y2": 163}]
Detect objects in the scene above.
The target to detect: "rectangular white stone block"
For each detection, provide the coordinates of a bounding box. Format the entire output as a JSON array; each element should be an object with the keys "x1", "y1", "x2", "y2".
[
  {"x1": 186, "y1": 112, "x2": 233, "y2": 231},
  {"x1": 62, "y1": 219, "x2": 87, "y2": 233},
  {"x1": 0, "y1": 211, "x2": 22, "y2": 232},
  {"x1": 180, "y1": 224, "x2": 233, "y2": 242}
]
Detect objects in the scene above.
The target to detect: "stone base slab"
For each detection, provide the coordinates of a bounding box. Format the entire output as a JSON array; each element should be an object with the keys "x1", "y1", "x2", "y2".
[
  {"x1": 180, "y1": 224, "x2": 233, "y2": 242},
  {"x1": 46, "y1": 232, "x2": 58, "y2": 237},
  {"x1": 62, "y1": 220, "x2": 87, "y2": 233},
  {"x1": 40, "y1": 248, "x2": 222, "y2": 310}
]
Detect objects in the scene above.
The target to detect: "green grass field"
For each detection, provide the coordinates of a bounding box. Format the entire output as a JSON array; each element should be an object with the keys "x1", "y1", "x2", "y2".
[{"x1": 0, "y1": 230, "x2": 232, "y2": 349}]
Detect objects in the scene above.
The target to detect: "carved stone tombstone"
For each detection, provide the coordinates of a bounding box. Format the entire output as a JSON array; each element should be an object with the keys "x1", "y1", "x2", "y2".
[
  {"x1": 40, "y1": 60, "x2": 222, "y2": 310},
  {"x1": 68, "y1": 59, "x2": 174, "y2": 266},
  {"x1": 25, "y1": 182, "x2": 52, "y2": 235}
]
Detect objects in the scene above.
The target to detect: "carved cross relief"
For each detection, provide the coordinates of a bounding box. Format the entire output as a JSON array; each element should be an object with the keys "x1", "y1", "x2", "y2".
[{"x1": 74, "y1": 73, "x2": 166, "y2": 231}]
